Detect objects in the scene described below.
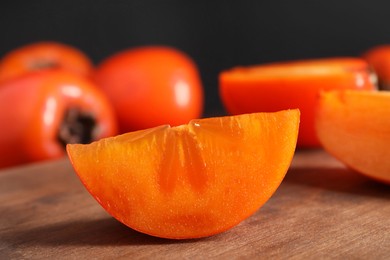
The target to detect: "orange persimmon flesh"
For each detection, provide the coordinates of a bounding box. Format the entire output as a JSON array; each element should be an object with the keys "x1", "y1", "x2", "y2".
[
  {"x1": 316, "y1": 90, "x2": 390, "y2": 184},
  {"x1": 67, "y1": 110, "x2": 300, "y2": 239}
]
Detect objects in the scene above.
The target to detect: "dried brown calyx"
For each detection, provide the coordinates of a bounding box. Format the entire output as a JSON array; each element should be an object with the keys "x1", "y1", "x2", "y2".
[{"x1": 57, "y1": 108, "x2": 96, "y2": 148}]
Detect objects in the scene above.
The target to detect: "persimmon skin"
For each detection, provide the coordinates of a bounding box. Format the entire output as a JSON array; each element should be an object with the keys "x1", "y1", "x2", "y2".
[
  {"x1": 94, "y1": 46, "x2": 204, "y2": 133},
  {"x1": 67, "y1": 110, "x2": 300, "y2": 239},
  {"x1": 0, "y1": 69, "x2": 117, "y2": 169},
  {"x1": 316, "y1": 90, "x2": 390, "y2": 185},
  {"x1": 0, "y1": 41, "x2": 94, "y2": 83},
  {"x1": 219, "y1": 58, "x2": 376, "y2": 148},
  {"x1": 362, "y1": 45, "x2": 390, "y2": 90}
]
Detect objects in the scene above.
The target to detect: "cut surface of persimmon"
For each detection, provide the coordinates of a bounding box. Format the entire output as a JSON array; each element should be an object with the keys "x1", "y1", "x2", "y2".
[
  {"x1": 219, "y1": 58, "x2": 376, "y2": 148},
  {"x1": 316, "y1": 90, "x2": 390, "y2": 185},
  {"x1": 67, "y1": 110, "x2": 300, "y2": 239}
]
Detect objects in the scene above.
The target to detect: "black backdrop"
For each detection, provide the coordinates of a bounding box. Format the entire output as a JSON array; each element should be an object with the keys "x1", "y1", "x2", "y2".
[{"x1": 2, "y1": 0, "x2": 390, "y2": 115}]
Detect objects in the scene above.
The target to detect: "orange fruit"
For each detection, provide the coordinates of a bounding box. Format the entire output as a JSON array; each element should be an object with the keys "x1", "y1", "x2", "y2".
[
  {"x1": 219, "y1": 57, "x2": 376, "y2": 148},
  {"x1": 67, "y1": 110, "x2": 300, "y2": 239},
  {"x1": 93, "y1": 46, "x2": 204, "y2": 133},
  {"x1": 315, "y1": 90, "x2": 390, "y2": 184},
  {"x1": 362, "y1": 45, "x2": 390, "y2": 90},
  {"x1": 0, "y1": 41, "x2": 94, "y2": 83}
]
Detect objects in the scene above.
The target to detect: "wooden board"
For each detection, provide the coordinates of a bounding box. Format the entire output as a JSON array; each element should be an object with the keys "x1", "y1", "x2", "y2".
[{"x1": 0, "y1": 150, "x2": 389, "y2": 259}]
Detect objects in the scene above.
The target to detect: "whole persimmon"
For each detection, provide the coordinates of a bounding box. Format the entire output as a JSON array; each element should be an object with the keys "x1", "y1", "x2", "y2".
[
  {"x1": 0, "y1": 41, "x2": 94, "y2": 83},
  {"x1": 0, "y1": 69, "x2": 117, "y2": 169},
  {"x1": 94, "y1": 46, "x2": 204, "y2": 133},
  {"x1": 67, "y1": 110, "x2": 300, "y2": 239},
  {"x1": 219, "y1": 58, "x2": 376, "y2": 148},
  {"x1": 362, "y1": 45, "x2": 390, "y2": 90}
]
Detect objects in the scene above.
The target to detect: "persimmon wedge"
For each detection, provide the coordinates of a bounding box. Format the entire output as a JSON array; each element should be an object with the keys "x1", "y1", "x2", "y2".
[
  {"x1": 316, "y1": 90, "x2": 390, "y2": 184},
  {"x1": 67, "y1": 110, "x2": 300, "y2": 239},
  {"x1": 219, "y1": 58, "x2": 376, "y2": 148}
]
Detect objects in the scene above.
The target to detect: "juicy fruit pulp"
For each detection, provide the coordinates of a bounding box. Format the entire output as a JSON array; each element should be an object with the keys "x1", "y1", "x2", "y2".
[
  {"x1": 67, "y1": 110, "x2": 300, "y2": 239},
  {"x1": 316, "y1": 90, "x2": 390, "y2": 184},
  {"x1": 219, "y1": 58, "x2": 376, "y2": 148}
]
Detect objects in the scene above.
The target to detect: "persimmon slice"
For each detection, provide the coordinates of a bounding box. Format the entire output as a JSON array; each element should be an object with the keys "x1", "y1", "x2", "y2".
[
  {"x1": 67, "y1": 110, "x2": 300, "y2": 239},
  {"x1": 316, "y1": 90, "x2": 390, "y2": 184}
]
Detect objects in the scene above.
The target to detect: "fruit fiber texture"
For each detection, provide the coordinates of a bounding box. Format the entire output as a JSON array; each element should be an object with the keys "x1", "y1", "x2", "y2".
[
  {"x1": 316, "y1": 90, "x2": 390, "y2": 185},
  {"x1": 219, "y1": 58, "x2": 376, "y2": 148},
  {"x1": 67, "y1": 110, "x2": 300, "y2": 239}
]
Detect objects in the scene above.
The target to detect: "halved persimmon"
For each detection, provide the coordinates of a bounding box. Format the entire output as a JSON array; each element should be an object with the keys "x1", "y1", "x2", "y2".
[
  {"x1": 67, "y1": 110, "x2": 300, "y2": 239},
  {"x1": 219, "y1": 58, "x2": 376, "y2": 148},
  {"x1": 316, "y1": 90, "x2": 390, "y2": 184}
]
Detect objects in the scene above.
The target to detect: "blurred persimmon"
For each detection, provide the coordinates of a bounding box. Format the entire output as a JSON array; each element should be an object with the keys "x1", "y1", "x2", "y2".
[
  {"x1": 0, "y1": 41, "x2": 94, "y2": 83},
  {"x1": 219, "y1": 58, "x2": 376, "y2": 147},
  {"x1": 94, "y1": 46, "x2": 204, "y2": 133}
]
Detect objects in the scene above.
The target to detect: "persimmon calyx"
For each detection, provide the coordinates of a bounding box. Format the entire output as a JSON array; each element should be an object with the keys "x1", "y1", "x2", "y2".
[
  {"x1": 57, "y1": 107, "x2": 96, "y2": 148},
  {"x1": 29, "y1": 60, "x2": 59, "y2": 70}
]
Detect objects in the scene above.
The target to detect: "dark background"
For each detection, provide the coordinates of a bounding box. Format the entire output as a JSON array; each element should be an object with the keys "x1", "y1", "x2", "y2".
[{"x1": 1, "y1": 0, "x2": 390, "y2": 116}]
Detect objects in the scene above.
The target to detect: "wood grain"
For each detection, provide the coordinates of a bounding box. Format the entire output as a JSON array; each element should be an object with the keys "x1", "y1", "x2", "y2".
[{"x1": 0, "y1": 149, "x2": 389, "y2": 259}]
